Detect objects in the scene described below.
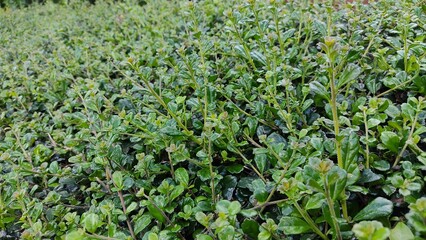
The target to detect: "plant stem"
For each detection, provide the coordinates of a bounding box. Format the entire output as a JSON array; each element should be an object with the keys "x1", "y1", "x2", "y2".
[
  {"x1": 393, "y1": 111, "x2": 419, "y2": 168},
  {"x1": 208, "y1": 135, "x2": 216, "y2": 204},
  {"x1": 117, "y1": 66, "x2": 201, "y2": 145},
  {"x1": 323, "y1": 176, "x2": 342, "y2": 240},
  {"x1": 12, "y1": 130, "x2": 33, "y2": 166},
  {"x1": 259, "y1": 147, "x2": 298, "y2": 213},
  {"x1": 117, "y1": 190, "x2": 136, "y2": 239},
  {"x1": 362, "y1": 15, "x2": 384, "y2": 58},
  {"x1": 235, "y1": 149, "x2": 267, "y2": 183},
  {"x1": 221, "y1": 94, "x2": 277, "y2": 130},
  {"x1": 403, "y1": 23, "x2": 409, "y2": 73},
  {"x1": 249, "y1": 198, "x2": 291, "y2": 210},
  {"x1": 259, "y1": 171, "x2": 286, "y2": 214},
  {"x1": 230, "y1": 18, "x2": 257, "y2": 70},
  {"x1": 167, "y1": 151, "x2": 175, "y2": 179},
  {"x1": 272, "y1": 2, "x2": 285, "y2": 57},
  {"x1": 376, "y1": 78, "x2": 412, "y2": 98},
  {"x1": 143, "y1": 193, "x2": 185, "y2": 240},
  {"x1": 195, "y1": 28, "x2": 216, "y2": 203},
  {"x1": 325, "y1": 42, "x2": 350, "y2": 222},
  {"x1": 363, "y1": 109, "x2": 370, "y2": 168},
  {"x1": 328, "y1": 69, "x2": 342, "y2": 168},
  {"x1": 250, "y1": 2, "x2": 271, "y2": 70},
  {"x1": 293, "y1": 201, "x2": 329, "y2": 240}
]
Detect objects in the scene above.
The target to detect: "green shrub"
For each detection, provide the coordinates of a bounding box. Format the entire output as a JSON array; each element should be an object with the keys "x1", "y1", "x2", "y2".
[{"x1": 0, "y1": 0, "x2": 425, "y2": 239}]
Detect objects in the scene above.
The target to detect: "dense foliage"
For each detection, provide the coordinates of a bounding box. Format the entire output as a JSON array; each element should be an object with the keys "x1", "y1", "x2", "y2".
[{"x1": 1, "y1": 0, "x2": 426, "y2": 239}]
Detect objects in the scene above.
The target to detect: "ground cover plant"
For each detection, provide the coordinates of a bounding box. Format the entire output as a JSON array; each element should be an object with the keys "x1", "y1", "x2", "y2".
[{"x1": 1, "y1": 0, "x2": 426, "y2": 239}]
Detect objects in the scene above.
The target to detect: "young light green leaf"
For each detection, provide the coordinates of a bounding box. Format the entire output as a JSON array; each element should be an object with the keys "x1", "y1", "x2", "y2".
[
  {"x1": 125, "y1": 202, "x2": 138, "y2": 215},
  {"x1": 367, "y1": 118, "x2": 381, "y2": 129},
  {"x1": 352, "y1": 221, "x2": 390, "y2": 240},
  {"x1": 406, "y1": 198, "x2": 426, "y2": 233},
  {"x1": 218, "y1": 225, "x2": 235, "y2": 240},
  {"x1": 196, "y1": 234, "x2": 214, "y2": 240},
  {"x1": 134, "y1": 215, "x2": 152, "y2": 235},
  {"x1": 148, "y1": 233, "x2": 159, "y2": 240},
  {"x1": 240, "y1": 209, "x2": 258, "y2": 218},
  {"x1": 228, "y1": 201, "x2": 241, "y2": 215},
  {"x1": 216, "y1": 200, "x2": 231, "y2": 214},
  {"x1": 112, "y1": 171, "x2": 124, "y2": 190},
  {"x1": 65, "y1": 229, "x2": 85, "y2": 240},
  {"x1": 195, "y1": 212, "x2": 210, "y2": 227},
  {"x1": 258, "y1": 230, "x2": 271, "y2": 240},
  {"x1": 390, "y1": 222, "x2": 414, "y2": 240},
  {"x1": 83, "y1": 213, "x2": 101, "y2": 233}
]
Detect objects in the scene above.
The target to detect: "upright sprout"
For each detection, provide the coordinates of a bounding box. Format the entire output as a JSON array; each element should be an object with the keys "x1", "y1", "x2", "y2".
[{"x1": 321, "y1": 37, "x2": 349, "y2": 221}]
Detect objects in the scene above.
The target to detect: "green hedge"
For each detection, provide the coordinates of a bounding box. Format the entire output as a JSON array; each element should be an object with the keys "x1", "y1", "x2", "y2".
[
  {"x1": 1, "y1": 0, "x2": 426, "y2": 239},
  {"x1": 0, "y1": 0, "x2": 146, "y2": 9}
]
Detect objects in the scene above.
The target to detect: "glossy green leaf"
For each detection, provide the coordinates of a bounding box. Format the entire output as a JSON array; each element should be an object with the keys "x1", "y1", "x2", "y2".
[
  {"x1": 358, "y1": 169, "x2": 382, "y2": 184},
  {"x1": 170, "y1": 185, "x2": 184, "y2": 201},
  {"x1": 147, "y1": 202, "x2": 166, "y2": 223},
  {"x1": 175, "y1": 168, "x2": 189, "y2": 187},
  {"x1": 305, "y1": 193, "x2": 326, "y2": 210},
  {"x1": 326, "y1": 166, "x2": 347, "y2": 200},
  {"x1": 367, "y1": 118, "x2": 381, "y2": 129},
  {"x1": 254, "y1": 154, "x2": 267, "y2": 174},
  {"x1": 221, "y1": 175, "x2": 238, "y2": 200},
  {"x1": 380, "y1": 131, "x2": 400, "y2": 153},
  {"x1": 341, "y1": 131, "x2": 359, "y2": 171},
  {"x1": 278, "y1": 217, "x2": 311, "y2": 235},
  {"x1": 354, "y1": 197, "x2": 393, "y2": 221},
  {"x1": 242, "y1": 219, "x2": 260, "y2": 239},
  {"x1": 338, "y1": 64, "x2": 361, "y2": 89},
  {"x1": 309, "y1": 81, "x2": 330, "y2": 100},
  {"x1": 413, "y1": 76, "x2": 426, "y2": 94},
  {"x1": 251, "y1": 51, "x2": 266, "y2": 66}
]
